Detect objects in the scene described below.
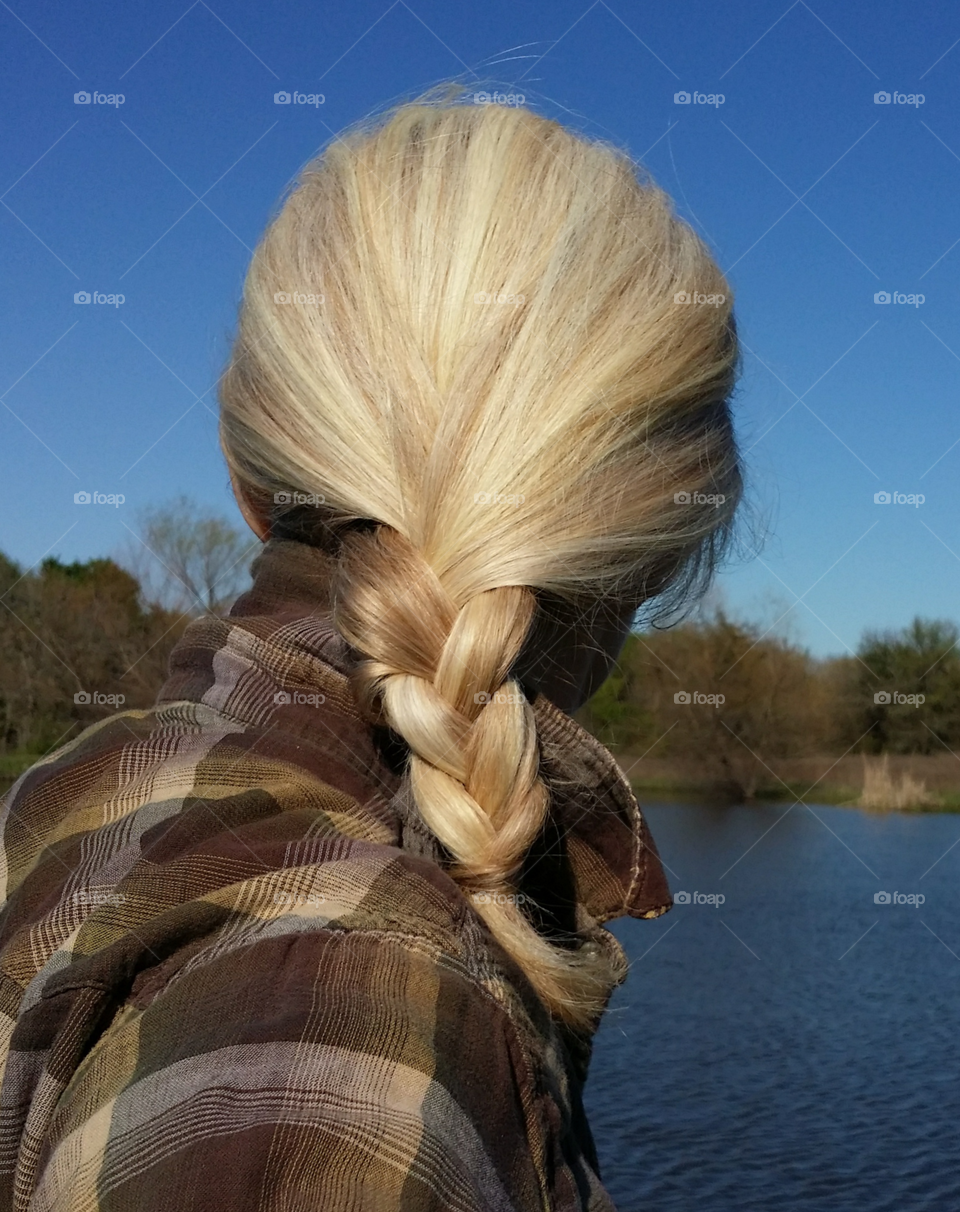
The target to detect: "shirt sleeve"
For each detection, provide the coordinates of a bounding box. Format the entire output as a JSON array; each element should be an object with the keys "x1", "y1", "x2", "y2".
[{"x1": 21, "y1": 926, "x2": 551, "y2": 1212}]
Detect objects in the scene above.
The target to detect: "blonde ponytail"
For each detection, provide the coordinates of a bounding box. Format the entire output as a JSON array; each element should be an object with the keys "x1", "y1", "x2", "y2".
[
  {"x1": 331, "y1": 525, "x2": 618, "y2": 1027},
  {"x1": 220, "y1": 85, "x2": 742, "y2": 1029}
]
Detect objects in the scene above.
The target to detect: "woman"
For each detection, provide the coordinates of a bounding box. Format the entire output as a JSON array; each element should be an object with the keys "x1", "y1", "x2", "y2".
[{"x1": 0, "y1": 90, "x2": 740, "y2": 1210}]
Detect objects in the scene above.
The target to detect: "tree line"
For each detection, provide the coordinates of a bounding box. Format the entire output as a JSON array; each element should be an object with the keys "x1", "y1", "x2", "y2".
[
  {"x1": 575, "y1": 613, "x2": 960, "y2": 798},
  {"x1": 1, "y1": 500, "x2": 957, "y2": 798},
  {"x1": 0, "y1": 498, "x2": 254, "y2": 783},
  {"x1": 0, "y1": 552, "x2": 188, "y2": 764}
]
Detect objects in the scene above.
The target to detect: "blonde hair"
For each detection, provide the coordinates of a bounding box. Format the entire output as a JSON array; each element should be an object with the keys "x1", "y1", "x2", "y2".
[{"x1": 220, "y1": 87, "x2": 741, "y2": 1031}]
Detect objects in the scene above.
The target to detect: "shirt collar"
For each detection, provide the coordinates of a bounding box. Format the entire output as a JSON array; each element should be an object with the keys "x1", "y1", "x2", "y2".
[{"x1": 162, "y1": 537, "x2": 672, "y2": 926}]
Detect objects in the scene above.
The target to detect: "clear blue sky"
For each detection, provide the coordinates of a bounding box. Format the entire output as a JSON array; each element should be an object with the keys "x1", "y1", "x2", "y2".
[{"x1": 1, "y1": 0, "x2": 957, "y2": 658}]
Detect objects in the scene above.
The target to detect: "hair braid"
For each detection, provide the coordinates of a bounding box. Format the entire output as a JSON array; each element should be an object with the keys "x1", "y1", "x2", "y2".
[{"x1": 333, "y1": 525, "x2": 620, "y2": 1029}]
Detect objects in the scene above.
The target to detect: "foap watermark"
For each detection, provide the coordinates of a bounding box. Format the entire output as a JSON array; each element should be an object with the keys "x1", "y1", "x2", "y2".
[
  {"x1": 474, "y1": 491, "x2": 525, "y2": 506},
  {"x1": 274, "y1": 90, "x2": 325, "y2": 106},
  {"x1": 274, "y1": 691, "x2": 326, "y2": 707},
  {"x1": 874, "y1": 690, "x2": 925, "y2": 706},
  {"x1": 274, "y1": 490, "x2": 325, "y2": 506},
  {"x1": 874, "y1": 91, "x2": 924, "y2": 106},
  {"x1": 474, "y1": 291, "x2": 525, "y2": 306},
  {"x1": 473, "y1": 91, "x2": 525, "y2": 106},
  {"x1": 70, "y1": 889, "x2": 126, "y2": 907},
  {"x1": 471, "y1": 891, "x2": 528, "y2": 905},
  {"x1": 874, "y1": 290, "x2": 924, "y2": 307},
  {"x1": 274, "y1": 291, "x2": 324, "y2": 305},
  {"x1": 674, "y1": 90, "x2": 725, "y2": 107},
  {"x1": 273, "y1": 891, "x2": 327, "y2": 905},
  {"x1": 74, "y1": 491, "x2": 125, "y2": 506},
  {"x1": 674, "y1": 490, "x2": 725, "y2": 507},
  {"x1": 74, "y1": 90, "x2": 125, "y2": 106},
  {"x1": 474, "y1": 690, "x2": 525, "y2": 706},
  {"x1": 674, "y1": 890, "x2": 726, "y2": 906},
  {"x1": 74, "y1": 690, "x2": 125, "y2": 706},
  {"x1": 874, "y1": 890, "x2": 924, "y2": 906},
  {"x1": 674, "y1": 290, "x2": 725, "y2": 307},
  {"x1": 75, "y1": 291, "x2": 125, "y2": 307},
  {"x1": 674, "y1": 691, "x2": 725, "y2": 707},
  {"x1": 874, "y1": 490, "x2": 924, "y2": 507}
]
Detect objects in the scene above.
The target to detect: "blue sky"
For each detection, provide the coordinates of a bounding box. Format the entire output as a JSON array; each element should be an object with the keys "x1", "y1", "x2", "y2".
[{"x1": 1, "y1": 0, "x2": 957, "y2": 658}]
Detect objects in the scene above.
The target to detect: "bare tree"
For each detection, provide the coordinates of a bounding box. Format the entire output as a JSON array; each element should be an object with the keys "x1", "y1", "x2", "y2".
[{"x1": 126, "y1": 495, "x2": 258, "y2": 615}]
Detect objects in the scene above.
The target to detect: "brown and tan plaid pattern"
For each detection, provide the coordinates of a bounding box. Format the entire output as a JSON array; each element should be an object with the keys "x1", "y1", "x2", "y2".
[{"x1": 0, "y1": 538, "x2": 671, "y2": 1211}]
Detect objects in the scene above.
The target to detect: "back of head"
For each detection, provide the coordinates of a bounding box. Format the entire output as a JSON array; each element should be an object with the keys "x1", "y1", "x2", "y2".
[{"x1": 220, "y1": 87, "x2": 741, "y2": 1031}]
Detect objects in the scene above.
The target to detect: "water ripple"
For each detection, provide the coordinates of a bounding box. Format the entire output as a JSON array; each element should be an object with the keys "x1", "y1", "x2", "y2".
[{"x1": 585, "y1": 802, "x2": 960, "y2": 1212}]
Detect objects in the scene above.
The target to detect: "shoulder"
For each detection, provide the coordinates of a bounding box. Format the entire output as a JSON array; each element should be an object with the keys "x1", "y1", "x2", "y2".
[
  {"x1": 9, "y1": 907, "x2": 559, "y2": 1210},
  {"x1": 0, "y1": 700, "x2": 608, "y2": 1210}
]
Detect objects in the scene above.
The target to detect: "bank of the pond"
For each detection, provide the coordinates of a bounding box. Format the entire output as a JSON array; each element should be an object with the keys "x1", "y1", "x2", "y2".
[{"x1": 616, "y1": 752, "x2": 960, "y2": 813}]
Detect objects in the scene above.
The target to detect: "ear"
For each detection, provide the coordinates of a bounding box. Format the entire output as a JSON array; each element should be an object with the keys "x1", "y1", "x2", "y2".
[{"x1": 229, "y1": 470, "x2": 271, "y2": 542}]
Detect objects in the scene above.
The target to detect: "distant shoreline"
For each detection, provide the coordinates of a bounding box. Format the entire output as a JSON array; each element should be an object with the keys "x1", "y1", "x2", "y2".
[{"x1": 613, "y1": 752, "x2": 960, "y2": 814}]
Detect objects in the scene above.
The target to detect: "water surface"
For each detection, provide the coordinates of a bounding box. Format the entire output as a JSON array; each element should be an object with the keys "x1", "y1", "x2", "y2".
[{"x1": 585, "y1": 800, "x2": 960, "y2": 1212}]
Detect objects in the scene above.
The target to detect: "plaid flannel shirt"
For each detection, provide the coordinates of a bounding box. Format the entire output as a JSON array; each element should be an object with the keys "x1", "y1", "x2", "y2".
[{"x1": 0, "y1": 537, "x2": 671, "y2": 1211}]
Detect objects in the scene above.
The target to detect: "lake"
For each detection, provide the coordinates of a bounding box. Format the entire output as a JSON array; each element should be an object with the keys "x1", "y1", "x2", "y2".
[{"x1": 585, "y1": 800, "x2": 960, "y2": 1212}]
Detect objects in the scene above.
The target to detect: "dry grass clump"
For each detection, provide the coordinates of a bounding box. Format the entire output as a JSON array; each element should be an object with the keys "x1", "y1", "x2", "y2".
[{"x1": 858, "y1": 754, "x2": 936, "y2": 812}]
